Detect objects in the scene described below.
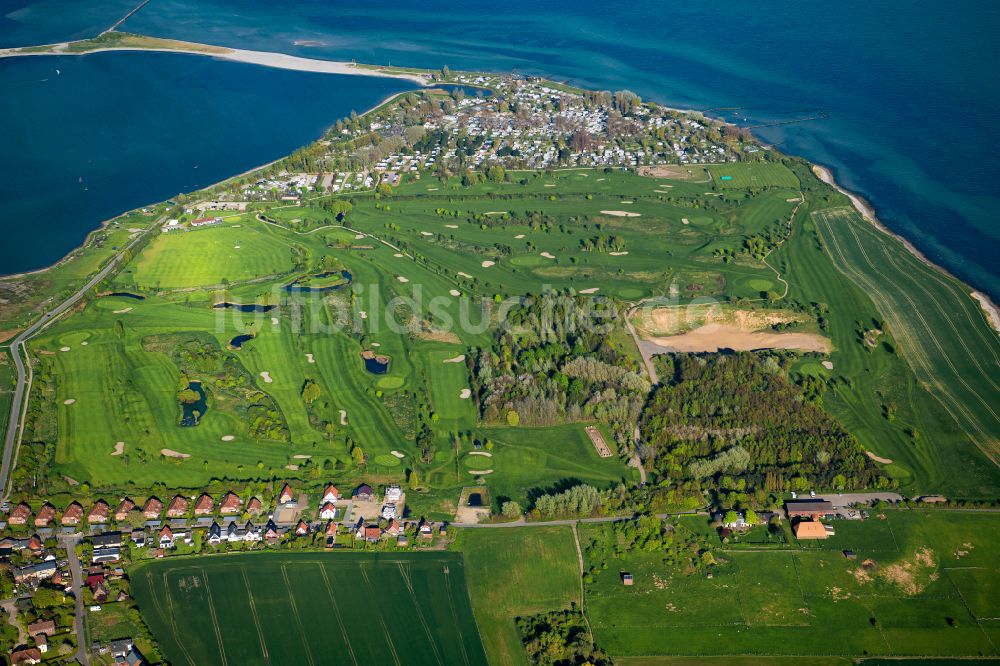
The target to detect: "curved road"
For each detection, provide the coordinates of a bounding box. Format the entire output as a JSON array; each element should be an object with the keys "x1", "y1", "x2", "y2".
[{"x1": 0, "y1": 218, "x2": 162, "y2": 500}]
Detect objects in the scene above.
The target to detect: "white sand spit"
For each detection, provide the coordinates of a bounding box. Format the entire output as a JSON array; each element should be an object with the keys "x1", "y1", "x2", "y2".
[
  {"x1": 63, "y1": 399, "x2": 76, "y2": 405},
  {"x1": 579, "y1": 288, "x2": 599, "y2": 294},
  {"x1": 609, "y1": 251, "x2": 629, "y2": 256},
  {"x1": 449, "y1": 289, "x2": 461, "y2": 296},
  {"x1": 305, "y1": 353, "x2": 315, "y2": 363},
  {"x1": 161, "y1": 448, "x2": 190, "y2": 459},
  {"x1": 339, "y1": 410, "x2": 348, "y2": 425},
  {"x1": 112, "y1": 307, "x2": 133, "y2": 314},
  {"x1": 514, "y1": 234, "x2": 525, "y2": 239},
  {"x1": 260, "y1": 371, "x2": 273, "y2": 383},
  {"x1": 822, "y1": 361, "x2": 834, "y2": 370},
  {"x1": 481, "y1": 260, "x2": 495, "y2": 268},
  {"x1": 111, "y1": 442, "x2": 124, "y2": 456},
  {"x1": 221, "y1": 435, "x2": 235, "y2": 441},
  {"x1": 457, "y1": 271, "x2": 473, "y2": 279},
  {"x1": 601, "y1": 210, "x2": 640, "y2": 217},
  {"x1": 60, "y1": 346, "x2": 70, "y2": 352},
  {"x1": 469, "y1": 451, "x2": 493, "y2": 457},
  {"x1": 397, "y1": 276, "x2": 410, "y2": 283},
  {"x1": 442, "y1": 354, "x2": 466, "y2": 363},
  {"x1": 459, "y1": 388, "x2": 472, "y2": 399},
  {"x1": 468, "y1": 469, "x2": 494, "y2": 475},
  {"x1": 390, "y1": 450, "x2": 405, "y2": 459},
  {"x1": 540, "y1": 252, "x2": 556, "y2": 259}
]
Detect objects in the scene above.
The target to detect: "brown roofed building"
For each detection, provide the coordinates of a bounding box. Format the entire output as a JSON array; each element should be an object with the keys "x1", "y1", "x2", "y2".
[
  {"x1": 8, "y1": 503, "x2": 31, "y2": 525},
  {"x1": 294, "y1": 520, "x2": 309, "y2": 536},
  {"x1": 793, "y1": 520, "x2": 829, "y2": 540},
  {"x1": 34, "y1": 504, "x2": 56, "y2": 527},
  {"x1": 194, "y1": 494, "x2": 214, "y2": 516},
  {"x1": 385, "y1": 519, "x2": 402, "y2": 537},
  {"x1": 27, "y1": 535, "x2": 42, "y2": 554},
  {"x1": 219, "y1": 492, "x2": 241, "y2": 514},
  {"x1": 278, "y1": 484, "x2": 294, "y2": 505},
  {"x1": 143, "y1": 497, "x2": 163, "y2": 519},
  {"x1": 62, "y1": 501, "x2": 84, "y2": 525},
  {"x1": 247, "y1": 497, "x2": 263, "y2": 515},
  {"x1": 785, "y1": 499, "x2": 835, "y2": 520},
  {"x1": 26, "y1": 619, "x2": 54, "y2": 638},
  {"x1": 325, "y1": 520, "x2": 338, "y2": 537},
  {"x1": 322, "y1": 484, "x2": 340, "y2": 503},
  {"x1": 88, "y1": 500, "x2": 110, "y2": 523},
  {"x1": 166, "y1": 495, "x2": 188, "y2": 518},
  {"x1": 114, "y1": 498, "x2": 135, "y2": 521},
  {"x1": 10, "y1": 647, "x2": 43, "y2": 665}
]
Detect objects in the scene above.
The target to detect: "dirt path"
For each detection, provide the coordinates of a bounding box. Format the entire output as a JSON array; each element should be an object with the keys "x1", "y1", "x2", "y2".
[{"x1": 0, "y1": 598, "x2": 26, "y2": 646}]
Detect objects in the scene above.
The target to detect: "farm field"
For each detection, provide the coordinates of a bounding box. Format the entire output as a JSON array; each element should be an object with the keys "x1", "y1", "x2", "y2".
[
  {"x1": 582, "y1": 510, "x2": 1000, "y2": 660},
  {"x1": 457, "y1": 526, "x2": 582, "y2": 666},
  {"x1": 130, "y1": 551, "x2": 487, "y2": 666}
]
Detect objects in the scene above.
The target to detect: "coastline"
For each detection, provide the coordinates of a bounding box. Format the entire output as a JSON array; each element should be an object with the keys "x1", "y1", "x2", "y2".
[{"x1": 811, "y1": 163, "x2": 1000, "y2": 335}]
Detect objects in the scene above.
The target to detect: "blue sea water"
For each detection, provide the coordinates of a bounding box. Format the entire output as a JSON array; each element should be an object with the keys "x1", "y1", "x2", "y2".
[{"x1": 2, "y1": 0, "x2": 999, "y2": 300}]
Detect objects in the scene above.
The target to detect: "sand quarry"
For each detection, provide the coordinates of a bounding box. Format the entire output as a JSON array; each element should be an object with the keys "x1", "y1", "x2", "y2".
[{"x1": 645, "y1": 324, "x2": 830, "y2": 353}]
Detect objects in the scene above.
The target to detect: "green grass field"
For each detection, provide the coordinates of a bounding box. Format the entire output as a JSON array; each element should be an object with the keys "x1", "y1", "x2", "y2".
[
  {"x1": 583, "y1": 510, "x2": 1000, "y2": 659},
  {"x1": 457, "y1": 526, "x2": 582, "y2": 666},
  {"x1": 130, "y1": 551, "x2": 487, "y2": 666}
]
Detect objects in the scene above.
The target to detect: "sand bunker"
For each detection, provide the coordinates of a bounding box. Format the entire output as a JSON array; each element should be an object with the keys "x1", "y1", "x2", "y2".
[
  {"x1": 620, "y1": 200, "x2": 634, "y2": 204},
  {"x1": 481, "y1": 260, "x2": 495, "y2": 268},
  {"x1": 305, "y1": 353, "x2": 315, "y2": 363},
  {"x1": 292, "y1": 454, "x2": 311, "y2": 459},
  {"x1": 81, "y1": 341, "x2": 88, "y2": 346},
  {"x1": 459, "y1": 388, "x2": 471, "y2": 399},
  {"x1": 457, "y1": 272, "x2": 473, "y2": 279},
  {"x1": 221, "y1": 435, "x2": 235, "y2": 442},
  {"x1": 111, "y1": 442, "x2": 124, "y2": 456},
  {"x1": 390, "y1": 450, "x2": 405, "y2": 459},
  {"x1": 371, "y1": 342, "x2": 381, "y2": 347},
  {"x1": 601, "y1": 210, "x2": 640, "y2": 217},
  {"x1": 420, "y1": 231, "x2": 433, "y2": 236},
  {"x1": 579, "y1": 288, "x2": 599, "y2": 294},
  {"x1": 468, "y1": 469, "x2": 494, "y2": 475},
  {"x1": 359, "y1": 311, "x2": 368, "y2": 319},
  {"x1": 260, "y1": 371, "x2": 273, "y2": 383},
  {"x1": 161, "y1": 449, "x2": 190, "y2": 459},
  {"x1": 393, "y1": 253, "x2": 404, "y2": 258},
  {"x1": 63, "y1": 399, "x2": 76, "y2": 405},
  {"x1": 445, "y1": 224, "x2": 458, "y2": 229},
  {"x1": 397, "y1": 276, "x2": 410, "y2": 283},
  {"x1": 427, "y1": 187, "x2": 438, "y2": 191},
  {"x1": 60, "y1": 346, "x2": 71, "y2": 352},
  {"x1": 112, "y1": 307, "x2": 133, "y2": 314},
  {"x1": 866, "y1": 451, "x2": 894, "y2": 464},
  {"x1": 514, "y1": 234, "x2": 525, "y2": 239},
  {"x1": 540, "y1": 252, "x2": 556, "y2": 259},
  {"x1": 449, "y1": 289, "x2": 461, "y2": 296},
  {"x1": 271, "y1": 317, "x2": 279, "y2": 325},
  {"x1": 609, "y1": 251, "x2": 629, "y2": 256},
  {"x1": 339, "y1": 409, "x2": 348, "y2": 425},
  {"x1": 286, "y1": 464, "x2": 299, "y2": 471},
  {"x1": 681, "y1": 218, "x2": 690, "y2": 225},
  {"x1": 822, "y1": 361, "x2": 834, "y2": 370},
  {"x1": 469, "y1": 451, "x2": 493, "y2": 457},
  {"x1": 645, "y1": 324, "x2": 831, "y2": 353},
  {"x1": 443, "y1": 354, "x2": 466, "y2": 363},
  {"x1": 355, "y1": 233, "x2": 365, "y2": 239},
  {"x1": 544, "y1": 184, "x2": 556, "y2": 187}
]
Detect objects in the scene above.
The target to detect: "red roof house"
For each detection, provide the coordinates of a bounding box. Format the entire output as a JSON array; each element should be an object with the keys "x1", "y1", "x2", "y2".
[
  {"x1": 8, "y1": 503, "x2": 31, "y2": 525},
  {"x1": 114, "y1": 498, "x2": 135, "y2": 521},
  {"x1": 61, "y1": 501, "x2": 84, "y2": 526},
  {"x1": 34, "y1": 504, "x2": 56, "y2": 527},
  {"x1": 247, "y1": 497, "x2": 263, "y2": 515},
  {"x1": 88, "y1": 500, "x2": 110, "y2": 523},
  {"x1": 193, "y1": 494, "x2": 214, "y2": 516},
  {"x1": 219, "y1": 492, "x2": 241, "y2": 514},
  {"x1": 143, "y1": 497, "x2": 163, "y2": 519},
  {"x1": 278, "y1": 484, "x2": 294, "y2": 505}
]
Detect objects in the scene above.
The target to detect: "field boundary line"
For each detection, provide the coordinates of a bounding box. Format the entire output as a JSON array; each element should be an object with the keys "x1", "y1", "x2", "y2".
[
  {"x1": 943, "y1": 567, "x2": 997, "y2": 653},
  {"x1": 280, "y1": 564, "x2": 317, "y2": 666},
  {"x1": 316, "y1": 564, "x2": 358, "y2": 666},
  {"x1": 198, "y1": 568, "x2": 229, "y2": 666},
  {"x1": 240, "y1": 568, "x2": 271, "y2": 665},
  {"x1": 393, "y1": 561, "x2": 445, "y2": 665}
]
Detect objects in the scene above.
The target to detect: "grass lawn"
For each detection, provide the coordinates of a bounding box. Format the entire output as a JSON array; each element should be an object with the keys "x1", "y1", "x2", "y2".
[
  {"x1": 130, "y1": 551, "x2": 487, "y2": 666},
  {"x1": 456, "y1": 526, "x2": 582, "y2": 666}
]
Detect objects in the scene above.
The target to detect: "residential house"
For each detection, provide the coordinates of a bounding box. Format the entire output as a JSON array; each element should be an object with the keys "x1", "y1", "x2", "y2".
[
  {"x1": 321, "y1": 484, "x2": 340, "y2": 504},
  {"x1": 243, "y1": 522, "x2": 262, "y2": 542},
  {"x1": 793, "y1": 520, "x2": 829, "y2": 540},
  {"x1": 264, "y1": 520, "x2": 279, "y2": 544},
  {"x1": 194, "y1": 494, "x2": 214, "y2": 516},
  {"x1": 396, "y1": 534, "x2": 409, "y2": 547},
  {"x1": 34, "y1": 504, "x2": 55, "y2": 527},
  {"x1": 109, "y1": 639, "x2": 133, "y2": 660},
  {"x1": 143, "y1": 498, "x2": 163, "y2": 519},
  {"x1": 92, "y1": 547, "x2": 120, "y2": 564},
  {"x1": 10, "y1": 647, "x2": 43, "y2": 665},
  {"x1": 93, "y1": 532, "x2": 122, "y2": 550},
  {"x1": 62, "y1": 501, "x2": 84, "y2": 526},
  {"x1": 278, "y1": 484, "x2": 295, "y2": 505},
  {"x1": 319, "y1": 503, "x2": 337, "y2": 520},
  {"x1": 355, "y1": 524, "x2": 381, "y2": 542},
  {"x1": 385, "y1": 519, "x2": 402, "y2": 537},
  {"x1": 294, "y1": 520, "x2": 309, "y2": 536},
  {"x1": 785, "y1": 499, "x2": 835, "y2": 520},
  {"x1": 158, "y1": 526, "x2": 174, "y2": 549},
  {"x1": 88, "y1": 500, "x2": 110, "y2": 524},
  {"x1": 26, "y1": 619, "x2": 55, "y2": 638},
  {"x1": 246, "y1": 497, "x2": 263, "y2": 516},
  {"x1": 385, "y1": 485, "x2": 403, "y2": 503},
  {"x1": 34, "y1": 635, "x2": 47, "y2": 654},
  {"x1": 130, "y1": 530, "x2": 146, "y2": 548},
  {"x1": 418, "y1": 520, "x2": 433, "y2": 539},
  {"x1": 325, "y1": 520, "x2": 338, "y2": 548},
  {"x1": 8, "y1": 503, "x2": 31, "y2": 525},
  {"x1": 14, "y1": 561, "x2": 56, "y2": 583},
  {"x1": 207, "y1": 523, "x2": 223, "y2": 545},
  {"x1": 114, "y1": 498, "x2": 135, "y2": 521},
  {"x1": 352, "y1": 484, "x2": 374, "y2": 501},
  {"x1": 219, "y1": 492, "x2": 241, "y2": 515},
  {"x1": 381, "y1": 504, "x2": 397, "y2": 520},
  {"x1": 26, "y1": 535, "x2": 42, "y2": 554},
  {"x1": 166, "y1": 496, "x2": 188, "y2": 518}
]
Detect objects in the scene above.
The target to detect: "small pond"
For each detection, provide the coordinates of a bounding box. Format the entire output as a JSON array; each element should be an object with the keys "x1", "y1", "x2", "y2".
[
  {"x1": 107, "y1": 292, "x2": 145, "y2": 300},
  {"x1": 180, "y1": 381, "x2": 207, "y2": 427},
  {"x1": 361, "y1": 350, "x2": 390, "y2": 375},
  {"x1": 467, "y1": 492, "x2": 483, "y2": 507},
  {"x1": 229, "y1": 334, "x2": 254, "y2": 349},
  {"x1": 213, "y1": 302, "x2": 275, "y2": 313}
]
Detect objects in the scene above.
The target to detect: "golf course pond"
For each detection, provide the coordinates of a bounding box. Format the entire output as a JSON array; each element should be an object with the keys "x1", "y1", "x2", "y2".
[
  {"x1": 229, "y1": 334, "x2": 254, "y2": 349},
  {"x1": 213, "y1": 302, "x2": 275, "y2": 313},
  {"x1": 284, "y1": 269, "x2": 353, "y2": 292},
  {"x1": 179, "y1": 380, "x2": 207, "y2": 426},
  {"x1": 360, "y1": 349, "x2": 390, "y2": 375}
]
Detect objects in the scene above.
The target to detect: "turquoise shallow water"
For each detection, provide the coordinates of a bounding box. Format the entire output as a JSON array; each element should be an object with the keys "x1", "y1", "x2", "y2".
[{"x1": 2, "y1": 0, "x2": 998, "y2": 300}]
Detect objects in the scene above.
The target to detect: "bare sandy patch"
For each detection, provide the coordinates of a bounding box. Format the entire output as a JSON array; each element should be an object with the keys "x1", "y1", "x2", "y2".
[
  {"x1": 459, "y1": 388, "x2": 471, "y2": 399},
  {"x1": 514, "y1": 234, "x2": 525, "y2": 239},
  {"x1": 370, "y1": 342, "x2": 381, "y2": 347},
  {"x1": 449, "y1": 289, "x2": 461, "y2": 296},
  {"x1": 865, "y1": 451, "x2": 893, "y2": 464},
  {"x1": 390, "y1": 450, "x2": 405, "y2": 459},
  {"x1": 481, "y1": 260, "x2": 495, "y2": 268},
  {"x1": 972, "y1": 291, "x2": 1000, "y2": 333},
  {"x1": 457, "y1": 271, "x2": 473, "y2": 279},
  {"x1": 221, "y1": 435, "x2": 235, "y2": 442},
  {"x1": 443, "y1": 354, "x2": 466, "y2": 363},
  {"x1": 540, "y1": 252, "x2": 556, "y2": 259},
  {"x1": 638, "y1": 305, "x2": 806, "y2": 337},
  {"x1": 600, "y1": 210, "x2": 641, "y2": 217},
  {"x1": 63, "y1": 398, "x2": 76, "y2": 405},
  {"x1": 359, "y1": 311, "x2": 368, "y2": 319},
  {"x1": 638, "y1": 165, "x2": 708, "y2": 181},
  {"x1": 645, "y1": 324, "x2": 831, "y2": 353},
  {"x1": 579, "y1": 288, "x2": 599, "y2": 294},
  {"x1": 339, "y1": 410, "x2": 348, "y2": 426},
  {"x1": 260, "y1": 371, "x2": 273, "y2": 383},
  {"x1": 305, "y1": 353, "x2": 315, "y2": 363},
  {"x1": 112, "y1": 307, "x2": 133, "y2": 314},
  {"x1": 609, "y1": 251, "x2": 629, "y2": 256},
  {"x1": 822, "y1": 360, "x2": 834, "y2": 370},
  {"x1": 469, "y1": 451, "x2": 493, "y2": 457},
  {"x1": 786, "y1": 197, "x2": 803, "y2": 203},
  {"x1": 427, "y1": 187, "x2": 438, "y2": 191},
  {"x1": 161, "y1": 448, "x2": 190, "y2": 459},
  {"x1": 111, "y1": 442, "x2": 124, "y2": 456}
]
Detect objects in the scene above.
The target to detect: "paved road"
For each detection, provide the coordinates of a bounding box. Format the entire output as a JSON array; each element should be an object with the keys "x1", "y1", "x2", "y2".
[
  {"x1": 59, "y1": 534, "x2": 89, "y2": 666},
  {"x1": 0, "y1": 219, "x2": 162, "y2": 500},
  {"x1": 451, "y1": 510, "x2": 705, "y2": 529}
]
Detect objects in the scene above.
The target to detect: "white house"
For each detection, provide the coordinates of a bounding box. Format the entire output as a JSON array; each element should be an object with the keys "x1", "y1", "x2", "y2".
[
  {"x1": 320, "y1": 503, "x2": 337, "y2": 520},
  {"x1": 321, "y1": 484, "x2": 340, "y2": 504}
]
